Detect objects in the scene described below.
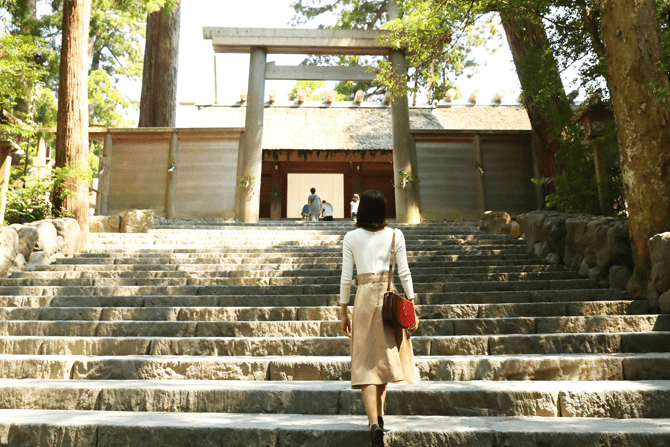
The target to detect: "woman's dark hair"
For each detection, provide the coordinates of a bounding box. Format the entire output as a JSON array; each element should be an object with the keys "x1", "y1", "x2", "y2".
[{"x1": 355, "y1": 190, "x2": 387, "y2": 230}]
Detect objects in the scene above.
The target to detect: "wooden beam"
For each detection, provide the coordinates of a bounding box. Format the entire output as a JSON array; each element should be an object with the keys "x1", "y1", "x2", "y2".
[
  {"x1": 265, "y1": 62, "x2": 375, "y2": 81},
  {"x1": 204, "y1": 27, "x2": 391, "y2": 55}
]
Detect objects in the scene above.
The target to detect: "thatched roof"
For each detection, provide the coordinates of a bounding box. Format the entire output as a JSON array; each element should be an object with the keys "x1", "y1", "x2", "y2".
[{"x1": 192, "y1": 103, "x2": 531, "y2": 150}]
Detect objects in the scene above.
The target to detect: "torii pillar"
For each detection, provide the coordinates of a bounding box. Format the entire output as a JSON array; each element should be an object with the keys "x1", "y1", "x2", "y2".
[
  {"x1": 388, "y1": 0, "x2": 420, "y2": 224},
  {"x1": 234, "y1": 47, "x2": 267, "y2": 223}
]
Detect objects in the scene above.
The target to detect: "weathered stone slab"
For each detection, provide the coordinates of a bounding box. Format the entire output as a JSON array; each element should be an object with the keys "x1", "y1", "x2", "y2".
[
  {"x1": 422, "y1": 291, "x2": 532, "y2": 305},
  {"x1": 3, "y1": 410, "x2": 670, "y2": 447},
  {"x1": 454, "y1": 317, "x2": 535, "y2": 336},
  {"x1": 478, "y1": 303, "x2": 567, "y2": 318},
  {"x1": 417, "y1": 304, "x2": 478, "y2": 319},
  {"x1": 559, "y1": 381, "x2": 670, "y2": 418},
  {"x1": 429, "y1": 336, "x2": 489, "y2": 355},
  {"x1": 0, "y1": 337, "x2": 151, "y2": 356},
  {"x1": 267, "y1": 357, "x2": 350, "y2": 381},
  {"x1": 536, "y1": 315, "x2": 665, "y2": 334},
  {"x1": 147, "y1": 337, "x2": 351, "y2": 357},
  {"x1": 416, "y1": 354, "x2": 623, "y2": 381},
  {"x1": 71, "y1": 357, "x2": 270, "y2": 381},
  {"x1": 488, "y1": 334, "x2": 622, "y2": 355},
  {"x1": 622, "y1": 354, "x2": 670, "y2": 380},
  {"x1": 0, "y1": 355, "x2": 76, "y2": 379},
  {"x1": 566, "y1": 300, "x2": 648, "y2": 316},
  {"x1": 0, "y1": 380, "x2": 101, "y2": 411},
  {"x1": 620, "y1": 333, "x2": 670, "y2": 353}
]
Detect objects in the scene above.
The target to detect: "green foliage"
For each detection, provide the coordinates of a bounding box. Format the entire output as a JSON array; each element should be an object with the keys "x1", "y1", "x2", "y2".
[
  {"x1": 379, "y1": 0, "x2": 498, "y2": 102},
  {"x1": 289, "y1": 81, "x2": 325, "y2": 101},
  {"x1": 0, "y1": 34, "x2": 53, "y2": 140},
  {"x1": 88, "y1": 69, "x2": 136, "y2": 127},
  {"x1": 290, "y1": 0, "x2": 498, "y2": 103},
  {"x1": 540, "y1": 117, "x2": 623, "y2": 216},
  {"x1": 290, "y1": 0, "x2": 387, "y2": 28},
  {"x1": 1, "y1": 0, "x2": 180, "y2": 131},
  {"x1": 4, "y1": 162, "x2": 92, "y2": 225}
]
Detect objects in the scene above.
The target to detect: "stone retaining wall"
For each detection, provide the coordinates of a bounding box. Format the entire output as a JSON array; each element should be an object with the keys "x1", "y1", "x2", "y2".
[
  {"x1": 482, "y1": 210, "x2": 670, "y2": 313},
  {"x1": 89, "y1": 210, "x2": 155, "y2": 233},
  {"x1": 0, "y1": 218, "x2": 81, "y2": 276}
]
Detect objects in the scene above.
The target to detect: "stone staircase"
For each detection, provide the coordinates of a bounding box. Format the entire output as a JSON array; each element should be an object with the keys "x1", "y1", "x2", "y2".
[{"x1": 0, "y1": 221, "x2": 669, "y2": 446}]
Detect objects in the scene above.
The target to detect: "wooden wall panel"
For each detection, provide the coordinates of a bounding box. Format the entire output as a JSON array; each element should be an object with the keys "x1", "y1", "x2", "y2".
[
  {"x1": 107, "y1": 139, "x2": 170, "y2": 215},
  {"x1": 415, "y1": 140, "x2": 479, "y2": 219},
  {"x1": 174, "y1": 138, "x2": 238, "y2": 218},
  {"x1": 482, "y1": 139, "x2": 536, "y2": 214}
]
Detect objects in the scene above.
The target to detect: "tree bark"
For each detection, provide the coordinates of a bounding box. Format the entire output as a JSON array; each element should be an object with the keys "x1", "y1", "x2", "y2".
[
  {"x1": 139, "y1": 2, "x2": 181, "y2": 127},
  {"x1": 16, "y1": 0, "x2": 38, "y2": 118},
  {"x1": 600, "y1": 0, "x2": 670, "y2": 297},
  {"x1": 499, "y1": 11, "x2": 572, "y2": 182},
  {"x1": 55, "y1": 0, "x2": 91, "y2": 250}
]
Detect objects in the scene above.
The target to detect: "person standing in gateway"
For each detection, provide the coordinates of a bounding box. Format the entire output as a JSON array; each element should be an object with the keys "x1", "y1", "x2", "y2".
[
  {"x1": 307, "y1": 187, "x2": 321, "y2": 222},
  {"x1": 350, "y1": 193, "x2": 360, "y2": 221},
  {"x1": 321, "y1": 200, "x2": 334, "y2": 221}
]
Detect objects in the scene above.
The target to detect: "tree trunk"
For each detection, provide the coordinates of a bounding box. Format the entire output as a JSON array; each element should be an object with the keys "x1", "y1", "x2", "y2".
[
  {"x1": 499, "y1": 11, "x2": 572, "y2": 183},
  {"x1": 55, "y1": 0, "x2": 91, "y2": 249},
  {"x1": 16, "y1": 0, "x2": 38, "y2": 118},
  {"x1": 139, "y1": 2, "x2": 181, "y2": 127},
  {"x1": 600, "y1": 0, "x2": 670, "y2": 298}
]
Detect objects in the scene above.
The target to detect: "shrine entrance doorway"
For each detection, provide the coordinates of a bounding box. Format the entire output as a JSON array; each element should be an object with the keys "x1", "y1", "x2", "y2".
[{"x1": 259, "y1": 150, "x2": 395, "y2": 220}]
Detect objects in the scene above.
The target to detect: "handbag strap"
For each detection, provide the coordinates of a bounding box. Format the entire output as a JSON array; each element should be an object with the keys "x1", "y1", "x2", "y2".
[{"x1": 386, "y1": 229, "x2": 396, "y2": 293}]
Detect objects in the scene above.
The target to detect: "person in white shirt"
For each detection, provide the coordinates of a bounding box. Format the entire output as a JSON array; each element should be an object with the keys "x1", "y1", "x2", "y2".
[
  {"x1": 321, "y1": 200, "x2": 334, "y2": 221},
  {"x1": 339, "y1": 189, "x2": 418, "y2": 447},
  {"x1": 350, "y1": 193, "x2": 360, "y2": 221}
]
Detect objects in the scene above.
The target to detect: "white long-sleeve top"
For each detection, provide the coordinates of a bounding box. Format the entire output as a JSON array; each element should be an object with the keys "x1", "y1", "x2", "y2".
[{"x1": 340, "y1": 227, "x2": 415, "y2": 304}]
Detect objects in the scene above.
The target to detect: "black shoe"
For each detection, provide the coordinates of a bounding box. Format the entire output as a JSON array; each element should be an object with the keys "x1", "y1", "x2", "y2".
[
  {"x1": 370, "y1": 424, "x2": 384, "y2": 447},
  {"x1": 378, "y1": 416, "x2": 390, "y2": 432}
]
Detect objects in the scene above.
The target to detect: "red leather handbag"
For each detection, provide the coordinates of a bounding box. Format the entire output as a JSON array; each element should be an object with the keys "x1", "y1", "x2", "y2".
[{"x1": 382, "y1": 230, "x2": 416, "y2": 330}]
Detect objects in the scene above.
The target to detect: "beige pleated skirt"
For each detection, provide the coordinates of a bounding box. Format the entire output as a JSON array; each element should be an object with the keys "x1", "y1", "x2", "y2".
[{"x1": 350, "y1": 272, "x2": 417, "y2": 389}]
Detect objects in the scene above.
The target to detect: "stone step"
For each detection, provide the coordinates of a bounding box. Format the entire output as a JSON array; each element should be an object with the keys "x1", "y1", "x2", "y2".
[
  {"x1": 54, "y1": 253, "x2": 541, "y2": 266},
  {"x1": 35, "y1": 258, "x2": 545, "y2": 273},
  {"x1": 1, "y1": 379, "x2": 670, "y2": 418},
  {"x1": 0, "y1": 301, "x2": 646, "y2": 323},
  {"x1": 86, "y1": 237, "x2": 521, "y2": 246},
  {"x1": 0, "y1": 279, "x2": 604, "y2": 298},
  {"x1": 1, "y1": 353, "x2": 669, "y2": 381},
  {"x1": 0, "y1": 289, "x2": 625, "y2": 309},
  {"x1": 0, "y1": 271, "x2": 581, "y2": 287},
  {"x1": 94, "y1": 228, "x2": 491, "y2": 237},
  {"x1": 11, "y1": 264, "x2": 566, "y2": 279},
  {"x1": 80, "y1": 248, "x2": 527, "y2": 260},
  {"x1": 422, "y1": 288, "x2": 624, "y2": 305},
  {"x1": 3, "y1": 410, "x2": 668, "y2": 446},
  {"x1": 84, "y1": 241, "x2": 528, "y2": 254},
  {"x1": 0, "y1": 315, "x2": 666, "y2": 338},
  {"x1": 432, "y1": 332, "x2": 670, "y2": 355},
  {"x1": 2, "y1": 332, "x2": 668, "y2": 357},
  {"x1": 88, "y1": 236, "x2": 524, "y2": 244},
  {"x1": 69, "y1": 247, "x2": 538, "y2": 259}
]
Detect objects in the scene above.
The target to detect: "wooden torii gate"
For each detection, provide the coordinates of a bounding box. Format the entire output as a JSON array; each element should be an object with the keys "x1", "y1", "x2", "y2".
[{"x1": 203, "y1": 21, "x2": 420, "y2": 223}]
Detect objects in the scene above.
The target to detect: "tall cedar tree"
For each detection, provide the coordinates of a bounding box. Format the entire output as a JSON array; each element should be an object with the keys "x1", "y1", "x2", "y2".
[
  {"x1": 139, "y1": 2, "x2": 181, "y2": 127},
  {"x1": 600, "y1": 0, "x2": 670, "y2": 297},
  {"x1": 496, "y1": 8, "x2": 572, "y2": 182},
  {"x1": 55, "y1": 0, "x2": 91, "y2": 248}
]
